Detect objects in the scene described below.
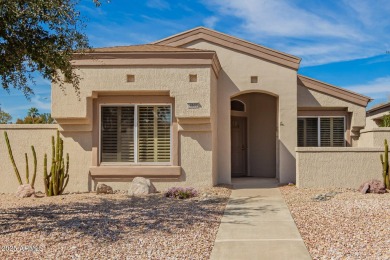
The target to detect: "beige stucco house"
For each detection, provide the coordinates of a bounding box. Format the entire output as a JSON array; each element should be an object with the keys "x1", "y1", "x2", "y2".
[{"x1": 1, "y1": 27, "x2": 389, "y2": 193}]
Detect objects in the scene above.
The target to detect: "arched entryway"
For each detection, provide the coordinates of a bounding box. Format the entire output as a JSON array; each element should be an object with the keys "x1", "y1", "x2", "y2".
[{"x1": 230, "y1": 92, "x2": 278, "y2": 178}]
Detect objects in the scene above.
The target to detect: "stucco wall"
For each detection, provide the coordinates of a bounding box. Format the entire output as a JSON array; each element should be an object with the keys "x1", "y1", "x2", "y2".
[
  {"x1": 52, "y1": 66, "x2": 214, "y2": 123},
  {"x1": 296, "y1": 147, "x2": 386, "y2": 188},
  {"x1": 0, "y1": 124, "x2": 215, "y2": 194},
  {"x1": 366, "y1": 110, "x2": 389, "y2": 129},
  {"x1": 183, "y1": 40, "x2": 298, "y2": 184},
  {"x1": 359, "y1": 128, "x2": 390, "y2": 147},
  {"x1": 297, "y1": 84, "x2": 366, "y2": 133}
]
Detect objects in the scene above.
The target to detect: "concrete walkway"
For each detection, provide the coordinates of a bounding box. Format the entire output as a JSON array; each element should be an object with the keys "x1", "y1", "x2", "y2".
[{"x1": 210, "y1": 178, "x2": 311, "y2": 260}]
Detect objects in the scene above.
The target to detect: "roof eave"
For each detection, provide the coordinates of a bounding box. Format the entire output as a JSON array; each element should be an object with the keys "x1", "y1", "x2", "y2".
[{"x1": 298, "y1": 74, "x2": 372, "y2": 107}]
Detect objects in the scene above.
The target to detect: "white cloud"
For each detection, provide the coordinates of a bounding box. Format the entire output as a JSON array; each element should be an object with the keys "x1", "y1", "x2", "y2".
[
  {"x1": 345, "y1": 76, "x2": 390, "y2": 100},
  {"x1": 203, "y1": 16, "x2": 219, "y2": 28},
  {"x1": 202, "y1": 0, "x2": 390, "y2": 66},
  {"x1": 146, "y1": 0, "x2": 170, "y2": 10}
]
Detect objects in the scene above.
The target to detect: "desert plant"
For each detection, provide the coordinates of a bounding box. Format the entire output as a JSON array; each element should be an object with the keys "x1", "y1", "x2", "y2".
[
  {"x1": 43, "y1": 130, "x2": 69, "y2": 196},
  {"x1": 165, "y1": 187, "x2": 198, "y2": 199},
  {"x1": 381, "y1": 113, "x2": 390, "y2": 127},
  {"x1": 380, "y1": 139, "x2": 390, "y2": 189},
  {"x1": 4, "y1": 131, "x2": 37, "y2": 188}
]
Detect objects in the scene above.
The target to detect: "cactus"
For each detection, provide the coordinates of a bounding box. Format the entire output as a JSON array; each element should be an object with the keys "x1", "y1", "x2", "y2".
[
  {"x1": 4, "y1": 131, "x2": 22, "y2": 185},
  {"x1": 31, "y1": 146, "x2": 37, "y2": 188},
  {"x1": 4, "y1": 131, "x2": 37, "y2": 187},
  {"x1": 380, "y1": 139, "x2": 390, "y2": 189},
  {"x1": 43, "y1": 130, "x2": 69, "y2": 196}
]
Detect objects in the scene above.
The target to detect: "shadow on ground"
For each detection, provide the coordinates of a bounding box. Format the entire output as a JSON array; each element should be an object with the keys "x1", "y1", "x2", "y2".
[{"x1": 0, "y1": 195, "x2": 230, "y2": 243}]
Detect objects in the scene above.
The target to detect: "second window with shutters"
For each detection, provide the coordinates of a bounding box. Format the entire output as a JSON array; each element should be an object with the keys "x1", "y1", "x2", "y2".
[
  {"x1": 101, "y1": 104, "x2": 171, "y2": 164},
  {"x1": 297, "y1": 117, "x2": 345, "y2": 147}
]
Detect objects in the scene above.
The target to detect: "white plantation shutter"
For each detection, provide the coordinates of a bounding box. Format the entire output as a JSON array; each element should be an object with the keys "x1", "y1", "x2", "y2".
[
  {"x1": 298, "y1": 117, "x2": 345, "y2": 147},
  {"x1": 157, "y1": 106, "x2": 171, "y2": 162},
  {"x1": 138, "y1": 105, "x2": 171, "y2": 163},
  {"x1": 138, "y1": 106, "x2": 155, "y2": 162},
  {"x1": 320, "y1": 118, "x2": 331, "y2": 147},
  {"x1": 101, "y1": 106, "x2": 135, "y2": 162},
  {"x1": 101, "y1": 105, "x2": 172, "y2": 164},
  {"x1": 297, "y1": 118, "x2": 318, "y2": 147},
  {"x1": 298, "y1": 119, "x2": 305, "y2": 147},
  {"x1": 305, "y1": 118, "x2": 318, "y2": 147},
  {"x1": 320, "y1": 118, "x2": 344, "y2": 147}
]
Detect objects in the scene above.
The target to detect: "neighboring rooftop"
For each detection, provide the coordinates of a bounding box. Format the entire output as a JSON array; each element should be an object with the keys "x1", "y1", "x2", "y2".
[{"x1": 367, "y1": 101, "x2": 390, "y2": 115}]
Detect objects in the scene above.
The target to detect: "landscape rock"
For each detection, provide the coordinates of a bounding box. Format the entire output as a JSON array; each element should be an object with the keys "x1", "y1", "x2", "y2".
[
  {"x1": 312, "y1": 191, "x2": 339, "y2": 201},
  {"x1": 15, "y1": 184, "x2": 35, "y2": 198},
  {"x1": 128, "y1": 177, "x2": 157, "y2": 196},
  {"x1": 359, "y1": 180, "x2": 386, "y2": 194},
  {"x1": 96, "y1": 184, "x2": 113, "y2": 194}
]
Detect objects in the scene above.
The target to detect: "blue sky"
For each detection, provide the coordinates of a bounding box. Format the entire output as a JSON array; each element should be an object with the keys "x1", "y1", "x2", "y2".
[{"x1": 1, "y1": 0, "x2": 390, "y2": 120}]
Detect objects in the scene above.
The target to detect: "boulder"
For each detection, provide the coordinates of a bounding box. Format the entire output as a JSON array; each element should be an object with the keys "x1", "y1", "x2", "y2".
[
  {"x1": 128, "y1": 177, "x2": 157, "y2": 196},
  {"x1": 96, "y1": 184, "x2": 113, "y2": 194},
  {"x1": 359, "y1": 180, "x2": 386, "y2": 194},
  {"x1": 16, "y1": 184, "x2": 35, "y2": 198}
]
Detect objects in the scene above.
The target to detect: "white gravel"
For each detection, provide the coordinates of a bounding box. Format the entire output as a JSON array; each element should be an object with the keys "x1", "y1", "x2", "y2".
[
  {"x1": 280, "y1": 186, "x2": 390, "y2": 260},
  {"x1": 0, "y1": 186, "x2": 231, "y2": 259}
]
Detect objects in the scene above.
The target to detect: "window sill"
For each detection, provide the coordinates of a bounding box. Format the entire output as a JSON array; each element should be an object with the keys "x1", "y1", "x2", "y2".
[{"x1": 89, "y1": 165, "x2": 181, "y2": 178}]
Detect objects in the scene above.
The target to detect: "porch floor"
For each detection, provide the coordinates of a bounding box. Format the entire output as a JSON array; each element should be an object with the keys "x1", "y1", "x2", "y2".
[{"x1": 210, "y1": 178, "x2": 311, "y2": 260}]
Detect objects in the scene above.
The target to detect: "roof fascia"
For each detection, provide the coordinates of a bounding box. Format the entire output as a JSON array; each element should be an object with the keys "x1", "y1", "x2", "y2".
[{"x1": 298, "y1": 75, "x2": 372, "y2": 107}]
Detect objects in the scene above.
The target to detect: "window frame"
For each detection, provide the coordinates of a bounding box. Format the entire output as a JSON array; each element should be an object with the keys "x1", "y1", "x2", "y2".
[
  {"x1": 99, "y1": 103, "x2": 173, "y2": 166},
  {"x1": 297, "y1": 116, "x2": 346, "y2": 147},
  {"x1": 231, "y1": 99, "x2": 246, "y2": 112}
]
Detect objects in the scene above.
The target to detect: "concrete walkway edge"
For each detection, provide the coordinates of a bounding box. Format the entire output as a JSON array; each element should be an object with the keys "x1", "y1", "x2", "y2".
[{"x1": 210, "y1": 178, "x2": 311, "y2": 260}]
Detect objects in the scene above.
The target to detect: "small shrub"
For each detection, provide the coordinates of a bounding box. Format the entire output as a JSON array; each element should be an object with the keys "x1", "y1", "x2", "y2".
[
  {"x1": 165, "y1": 187, "x2": 198, "y2": 199},
  {"x1": 381, "y1": 113, "x2": 390, "y2": 127}
]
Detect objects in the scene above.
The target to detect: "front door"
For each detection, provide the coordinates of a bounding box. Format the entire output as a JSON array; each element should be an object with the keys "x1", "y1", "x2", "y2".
[{"x1": 231, "y1": 116, "x2": 247, "y2": 177}]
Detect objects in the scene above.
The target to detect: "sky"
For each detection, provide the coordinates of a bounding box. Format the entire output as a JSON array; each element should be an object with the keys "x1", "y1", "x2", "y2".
[{"x1": 1, "y1": 0, "x2": 390, "y2": 120}]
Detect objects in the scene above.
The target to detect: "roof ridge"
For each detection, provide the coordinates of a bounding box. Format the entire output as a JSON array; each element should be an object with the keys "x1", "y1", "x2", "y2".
[{"x1": 153, "y1": 27, "x2": 301, "y2": 70}]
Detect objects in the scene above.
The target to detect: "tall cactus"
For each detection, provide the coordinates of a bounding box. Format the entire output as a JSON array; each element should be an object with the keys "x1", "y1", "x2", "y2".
[
  {"x1": 4, "y1": 131, "x2": 37, "y2": 187},
  {"x1": 43, "y1": 130, "x2": 69, "y2": 196},
  {"x1": 380, "y1": 139, "x2": 389, "y2": 189},
  {"x1": 4, "y1": 131, "x2": 22, "y2": 185}
]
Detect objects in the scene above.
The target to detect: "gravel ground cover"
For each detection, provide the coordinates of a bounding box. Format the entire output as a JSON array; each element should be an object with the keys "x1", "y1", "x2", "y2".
[
  {"x1": 280, "y1": 186, "x2": 390, "y2": 260},
  {"x1": 0, "y1": 186, "x2": 231, "y2": 259}
]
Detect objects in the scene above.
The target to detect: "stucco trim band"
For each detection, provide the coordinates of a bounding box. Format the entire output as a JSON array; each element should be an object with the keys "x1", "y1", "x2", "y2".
[
  {"x1": 72, "y1": 52, "x2": 222, "y2": 78},
  {"x1": 296, "y1": 147, "x2": 384, "y2": 152},
  {"x1": 298, "y1": 75, "x2": 372, "y2": 106},
  {"x1": 154, "y1": 27, "x2": 301, "y2": 70},
  {"x1": 360, "y1": 127, "x2": 390, "y2": 134},
  {"x1": 89, "y1": 166, "x2": 181, "y2": 178},
  {"x1": 0, "y1": 124, "x2": 58, "y2": 129}
]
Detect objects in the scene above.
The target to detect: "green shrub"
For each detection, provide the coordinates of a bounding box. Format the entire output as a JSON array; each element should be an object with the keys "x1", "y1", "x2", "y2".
[{"x1": 381, "y1": 113, "x2": 390, "y2": 127}]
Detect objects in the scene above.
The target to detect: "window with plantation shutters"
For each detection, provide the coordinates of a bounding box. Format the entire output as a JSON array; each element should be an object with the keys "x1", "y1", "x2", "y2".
[
  {"x1": 297, "y1": 118, "x2": 318, "y2": 147},
  {"x1": 320, "y1": 117, "x2": 345, "y2": 147},
  {"x1": 138, "y1": 106, "x2": 171, "y2": 163},
  {"x1": 101, "y1": 106, "x2": 135, "y2": 162},
  {"x1": 297, "y1": 117, "x2": 345, "y2": 147},
  {"x1": 100, "y1": 105, "x2": 171, "y2": 164}
]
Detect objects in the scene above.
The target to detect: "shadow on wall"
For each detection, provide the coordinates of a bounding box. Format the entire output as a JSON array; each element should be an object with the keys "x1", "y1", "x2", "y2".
[
  {"x1": 61, "y1": 132, "x2": 92, "y2": 153},
  {"x1": 297, "y1": 81, "x2": 321, "y2": 107},
  {"x1": 279, "y1": 141, "x2": 296, "y2": 184}
]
